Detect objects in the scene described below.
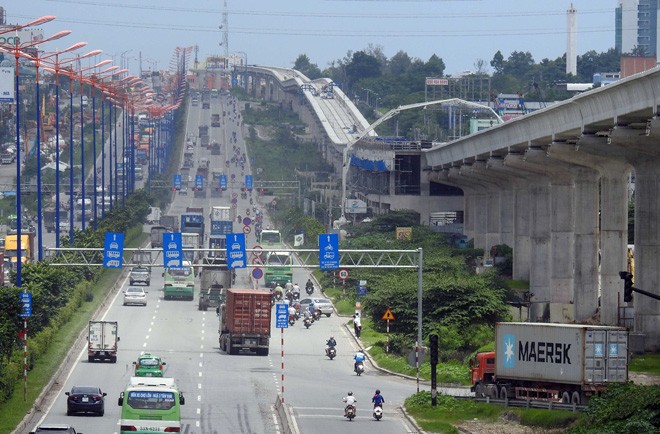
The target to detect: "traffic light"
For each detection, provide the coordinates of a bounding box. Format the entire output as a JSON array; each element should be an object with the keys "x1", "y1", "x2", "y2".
[
  {"x1": 429, "y1": 334, "x2": 439, "y2": 365},
  {"x1": 619, "y1": 271, "x2": 634, "y2": 303}
]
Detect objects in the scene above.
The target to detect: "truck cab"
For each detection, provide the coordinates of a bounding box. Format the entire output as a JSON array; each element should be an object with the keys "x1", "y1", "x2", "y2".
[{"x1": 469, "y1": 351, "x2": 496, "y2": 392}]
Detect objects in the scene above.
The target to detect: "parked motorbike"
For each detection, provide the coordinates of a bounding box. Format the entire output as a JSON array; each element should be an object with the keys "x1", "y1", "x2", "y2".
[
  {"x1": 326, "y1": 346, "x2": 336, "y2": 360},
  {"x1": 354, "y1": 362, "x2": 364, "y2": 376},
  {"x1": 373, "y1": 405, "x2": 383, "y2": 421},
  {"x1": 303, "y1": 317, "x2": 312, "y2": 328},
  {"x1": 344, "y1": 404, "x2": 356, "y2": 421}
]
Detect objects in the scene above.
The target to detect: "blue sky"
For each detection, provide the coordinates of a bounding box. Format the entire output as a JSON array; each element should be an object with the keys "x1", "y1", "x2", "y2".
[{"x1": 13, "y1": 1, "x2": 614, "y2": 76}]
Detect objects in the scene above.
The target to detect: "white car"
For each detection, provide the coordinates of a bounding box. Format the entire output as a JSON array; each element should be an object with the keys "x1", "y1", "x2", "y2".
[{"x1": 123, "y1": 287, "x2": 148, "y2": 306}]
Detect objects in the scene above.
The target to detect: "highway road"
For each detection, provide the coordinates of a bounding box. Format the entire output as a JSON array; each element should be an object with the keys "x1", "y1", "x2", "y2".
[{"x1": 28, "y1": 94, "x2": 427, "y2": 433}]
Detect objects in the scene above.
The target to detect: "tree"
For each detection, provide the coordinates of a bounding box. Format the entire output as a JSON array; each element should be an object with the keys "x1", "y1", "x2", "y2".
[
  {"x1": 293, "y1": 54, "x2": 322, "y2": 79},
  {"x1": 389, "y1": 50, "x2": 413, "y2": 75},
  {"x1": 491, "y1": 50, "x2": 505, "y2": 74},
  {"x1": 345, "y1": 51, "x2": 382, "y2": 87},
  {"x1": 424, "y1": 54, "x2": 445, "y2": 77}
]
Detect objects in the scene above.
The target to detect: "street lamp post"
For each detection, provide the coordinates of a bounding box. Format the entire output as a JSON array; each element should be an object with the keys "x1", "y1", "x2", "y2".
[{"x1": 0, "y1": 24, "x2": 70, "y2": 285}]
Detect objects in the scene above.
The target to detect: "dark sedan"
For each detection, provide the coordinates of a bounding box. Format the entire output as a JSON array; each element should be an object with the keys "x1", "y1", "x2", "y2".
[{"x1": 65, "y1": 386, "x2": 106, "y2": 416}]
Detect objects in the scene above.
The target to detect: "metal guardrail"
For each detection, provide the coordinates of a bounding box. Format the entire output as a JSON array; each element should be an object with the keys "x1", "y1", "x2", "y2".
[{"x1": 454, "y1": 395, "x2": 587, "y2": 412}]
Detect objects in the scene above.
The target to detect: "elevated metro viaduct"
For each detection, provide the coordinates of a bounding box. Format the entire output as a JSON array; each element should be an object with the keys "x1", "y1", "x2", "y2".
[{"x1": 424, "y1": 67, "x2": 660, "y2": 351}]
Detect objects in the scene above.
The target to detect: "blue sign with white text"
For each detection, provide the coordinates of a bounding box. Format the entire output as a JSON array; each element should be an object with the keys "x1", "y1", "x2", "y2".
[
  {"x1": 319, "y1": 233, "x2": 339, "y2": 270},
  {"x1": 174, "y1": 174, "x2": 182, "y2": 190},
  {"x1": 103, "y1": 232, "x2": 124, "y2": 268},
  {"x1": 19, "y1": 292, "x2": 32, "y2": 318},
  {"x1": 219, "y1": 175, "x2": 227, "y2": 190},
  {"x1": 163, "y1": 232, "x2": 183, "y2": 268},
  {"x1": 245, "y1": 175, "x2": 253, "y2": 191},
  {"x1": 226, "y1": 233, "x2": 246, "y2": 269},
  {"x1": 276, "y1": 303, "x2": 289, "y2": 329},
  {"x1": 195, "y1": 175, "x2": 204, "y2": 190}
]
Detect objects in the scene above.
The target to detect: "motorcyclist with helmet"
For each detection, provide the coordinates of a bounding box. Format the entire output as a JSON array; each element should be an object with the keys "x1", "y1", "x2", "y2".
[
  {"x1": 326, "y1": 335, "x2": 337, "y2": 357},
  {"x1": 305, "y1": 278, "x2": 314, "y2": 294},
  {"x1": 274, "y1": 284, "x2": 284, "y2": 300},
  {"x1": 354, "y1": 348, "x2": 366, "y2": 371},
  {"x1": 372, "y1": 389, "x2": 385, "y2": 409},
  {"x1": 342, "y1": 391, "x2": 357, "y2": 417}
]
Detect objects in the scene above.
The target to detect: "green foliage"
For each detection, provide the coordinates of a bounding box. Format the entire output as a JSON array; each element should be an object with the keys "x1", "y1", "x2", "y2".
[
  {"x1": 568, "y1": 383, "x2": 660, "y2": 434},
  {"x1": 629, "y1": 353, "x2": 660, "y2": 375},
  {"x1": 0, "y1": 287, "x2": 21, "y2": 364}
]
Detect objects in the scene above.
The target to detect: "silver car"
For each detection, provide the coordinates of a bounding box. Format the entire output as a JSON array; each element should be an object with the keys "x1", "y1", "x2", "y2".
[
  {"x1": 123, "y1": 287, "x2": 148, "y2": 306},
  {"x1": 299, "y1": 297, "x2": 333, "y2": 317}
]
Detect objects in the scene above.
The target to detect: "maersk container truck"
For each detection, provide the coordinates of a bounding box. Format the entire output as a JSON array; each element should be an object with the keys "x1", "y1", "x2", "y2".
[
  {"x1": 219, "y1": 289, "x2": 271, "y2": 356},
  {"x1": 470, "y1": 322, "x2": 628, "y2": 405},
  {"x1": 88, "y1": 321, "x2": 119, "y2": 363}
]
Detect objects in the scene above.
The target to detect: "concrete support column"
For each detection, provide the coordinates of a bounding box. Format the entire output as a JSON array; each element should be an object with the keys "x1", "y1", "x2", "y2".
[
  {"x1": 549, "y1": 141, "x2": 626, "y2": 324},
  {"x1": 438, "y1": 168, "x2": 488, "y2": 244},
  {"x1": 633, "y1": 158, "x2": 660, "y2": 350},
  {"x1": 577, "y1": 136, "x2": 635, "y2": 326},
  {"x1": 487, "y1": 157, "x2": 531, "y2": 281},
  {"x1": 461, "y1": 162, "x2": 505, "y2": 252},
  {"x1": 504, "y1": 153, "x2": 553, "y2": 321}
]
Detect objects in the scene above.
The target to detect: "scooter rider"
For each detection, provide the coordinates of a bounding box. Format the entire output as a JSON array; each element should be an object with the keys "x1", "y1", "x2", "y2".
[
  {"x1": 305, "y1": 278, "x2": 314, "y2": 293},
  {"x1": 274, "y1": 284, "x2": 284, "y2": 300},
  {"x1": 372, "y1": 389, "x2": 385, "y2": 409},
  {"x1": 326, "y1": 336, "x2": 337, "y2": 355},
  {"x1": 354, "y1": 349, "x2": 366, "y2": 371},
  {"x1": 288, "y1": 303, "x2": 297, "y2": 322},
  {"x1": 292, "y1": 283, "x2": 301, "y2": 299},
  {"x1": 342, "y1": 391, "x2": 357, "y2": 417}
]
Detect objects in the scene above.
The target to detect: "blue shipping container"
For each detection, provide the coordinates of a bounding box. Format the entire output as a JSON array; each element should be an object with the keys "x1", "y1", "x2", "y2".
[{"x1": 211, "y1": 220, "x2": 233, "y2": 236}]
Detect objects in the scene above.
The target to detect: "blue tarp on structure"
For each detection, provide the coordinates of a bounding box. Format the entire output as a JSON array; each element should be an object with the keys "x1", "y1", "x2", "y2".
[{"x1": 350, "y1": 155, "x2": 388, "y2": 172}]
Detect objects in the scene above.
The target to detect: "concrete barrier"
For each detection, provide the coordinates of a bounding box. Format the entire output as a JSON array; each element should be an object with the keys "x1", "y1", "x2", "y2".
[{"x1": 274, "y1": 394, "x2": 300, "y2": 434}]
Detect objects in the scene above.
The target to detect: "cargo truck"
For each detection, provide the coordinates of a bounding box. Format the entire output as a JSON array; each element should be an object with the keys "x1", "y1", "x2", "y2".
[
  {"x1": 219, "y1": 289, "x2": 271, "y2": 355},
  {"x1": 470, "y1": 322, "x2": 628, "y2": 405},
  {"x1": 160, "y1": 215, "x2": 179, "y2": 231},
  {"x1": 150, "y1": 225, "x2": 168, "y2": 248},
  {"x1": 88, "y1": 321, "x2": 119, "y2": 363},
  {"x1": 5, "y1": 234, "x2": 35, "y2": 267},
  {"x1": 180, "y1": 209, "x2": 205, "y2": 244},
  {"x1": 211, "y1": 114, "x2": 220, "y2": 127},
  {"x1": 181, "y1": 232, "x2": 201, "y2": 263},
  {"x1": 198, "y1": 267, "x2": 231, "y2": 311}
]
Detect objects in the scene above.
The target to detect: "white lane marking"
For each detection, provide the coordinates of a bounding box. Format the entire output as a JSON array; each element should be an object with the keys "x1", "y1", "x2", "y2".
[
  {"x1": 198, "y1": 371, "x2": 202, "y2": 377},
  {"x1": 142, "y1": 342, "x2": 147, "y2": 348},
  {"x1": 145, "y1": 335, "x2": 149, "y2": 340},
  {"x1": 200, "y1": 344, "x2": 204, "y2": 350},
  {"x1": 201, "y1": 329, "x2": 205, "y2": 334},
  {"x1": 196, "y1": 421, "x2": 200, "y2": 428},
  {"x1": 148, "y1": 328, "x2": 152, "y2": 333},
  {"x1": 200, "y1": 353, "x2": 204, "y2": 358},
  {"x1": 197, "y1": 395, "x2": 201, "y2": 402},
  {"x1": 198, "y1": 383, "x2": 202, "y2": 389},
  {"x1": 196, "y1": 407, "x2": 201, "y2": 415},
  {"x1": 199, "y1": 362, "x2": 203, "y2": 368}
]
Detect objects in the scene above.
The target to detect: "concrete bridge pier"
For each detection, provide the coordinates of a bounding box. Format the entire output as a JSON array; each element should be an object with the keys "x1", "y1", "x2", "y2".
[
  {"x1": 504, "y1": 152, "x2": 553, "y2": 321},
  {"x1": 487, "y1": 157, "x2": 532, "y2": 281},
  {"x1": 441, "y1": 168, "x2": 489, "y2": 246},
  {"x1": 460, "y1": 162, "x2": 507, "y2": 252},
  {"x1": 549, "y1": 140, "x2": 628, "y2": 325}
]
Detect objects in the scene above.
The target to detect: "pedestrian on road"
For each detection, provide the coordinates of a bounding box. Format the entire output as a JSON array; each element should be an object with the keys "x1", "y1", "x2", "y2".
[{"x1": 353, "y1": 314, "x2": 362, "y2": 338}]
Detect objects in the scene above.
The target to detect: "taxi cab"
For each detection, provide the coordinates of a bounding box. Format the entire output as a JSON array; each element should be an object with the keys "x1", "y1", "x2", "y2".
[{"x1": 132, "y1": 353, "x2": 166, "y2": 377}]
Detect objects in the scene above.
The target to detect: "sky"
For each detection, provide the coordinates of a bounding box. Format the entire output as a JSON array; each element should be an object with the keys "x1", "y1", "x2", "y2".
[{"x1": 11, "y1": 0, "x2": 616, "y2": 77}]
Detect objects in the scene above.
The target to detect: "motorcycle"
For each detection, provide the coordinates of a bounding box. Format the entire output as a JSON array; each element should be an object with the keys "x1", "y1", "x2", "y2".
[
  {"x1": 274, "y1": 292, "x2": 283, "y2": 302},
  {"x1": 292, "y1": 291, "x2": 300, "y2": 301},
  {"x1": 326, "y1": 346, "x2": 336, "y2": 360},
  {"x1": 285, "y1": 290, "x2": 293, "y2": 302},
  {"x1": 288, "y1": 314, "x2": 296, "y2": 326},
  {"x1": 312, "y1": 309, "x2": 322, "y2": 321},
  {"x1": 303, "y1": 317, "x2": 312, "y2": 329},
  {"x1": 354, "y1": 362, "x2": 364, "y2": 376},
  {"x1": 305, "y1": 283, "x2": 314, "y2": 295},
  {"x1": 344, "y1": 404, "x2": 356, "y2": 421},
  {"x1": 373, "y1": 405, "x2": 383, "y2": 421}
]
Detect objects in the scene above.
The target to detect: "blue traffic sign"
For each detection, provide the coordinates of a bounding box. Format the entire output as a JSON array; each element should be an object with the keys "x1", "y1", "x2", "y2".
[
  {"x1": 245, "y1": 175, "x2": 253, "y2": 191},
  {"x1": 103, "y1": 232, "x2": 124, "y2": 269},
  {"x1": 226, "y1": 233, "x2": 246, "y2": 269},
  {"x1": 19, "y1": 292, "x2": 31, "y2": 318},
  {"x1": 195, "y1": 175, "x2": 204, "y2": 190},
  {"x1": 163, "y1": 232, "x2": 183, "y2": 268},
  {"x1": 319, "y1": 233, "x2": 339, "y2": 270},
  {"x1": 219, "y1": 175, "x2": 227, "y2": 190},
  {"x1": 276, "y1": 303, "x2": 289, "y2": 329},
  {"x1": 174, "y1": 174, "x2": 182, "y2": 190}
]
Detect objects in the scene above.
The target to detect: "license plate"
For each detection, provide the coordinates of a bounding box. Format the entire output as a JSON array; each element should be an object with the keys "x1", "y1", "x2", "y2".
[
  {"x1": 146, "y1": 373, "x2": 152, "y2": 376},
  {"x1": 82, "y1": 397, "x2": 89, "y2": 403}
]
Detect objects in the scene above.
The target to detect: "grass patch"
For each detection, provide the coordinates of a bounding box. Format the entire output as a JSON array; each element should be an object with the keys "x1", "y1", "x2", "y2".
[
  {"x1": 405, "y1": 392, "x2": 582, "y2": 434},
  {"x1": 0, "y1": 225, "x2": 147, "y2": 433},
  {"x1": 628, "y1": 353, "x2": 660, "y2": 375},
  {"x1": 322, "y1": 286, "x2": 356, "y2": 316}
]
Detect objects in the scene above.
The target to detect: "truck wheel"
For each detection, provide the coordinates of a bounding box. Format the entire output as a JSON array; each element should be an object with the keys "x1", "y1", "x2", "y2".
[
  {"x1": 474, "y1": 383, "x2": 485, "y2": 398},
  {"x1": 111, "y1": 356, "x2": 117, "y2": 363},
  {"x1": 88, "y1": 356, "x2": 94, "y2": 363},
  {"x1": 561, "y1": 392, "x2": 570, "y2": 404},
  {"x1": 486, "y1": 385, "x2": 498, "y2": 400},
  {"x1": 571, "y1": 391, "x2": 581, "y2": 405},
  {"x1": 499, "y1": 386, "x2": 509, "y2": 401}
]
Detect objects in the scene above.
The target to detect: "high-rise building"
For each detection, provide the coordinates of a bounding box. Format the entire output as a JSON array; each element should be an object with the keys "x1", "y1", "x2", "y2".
[
  {"x1": 615, "y1": 0, "x2": 659, "y2": 57},
  {"x1": 566, "y1": 3, "x2": 577, "y2": 76}
]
